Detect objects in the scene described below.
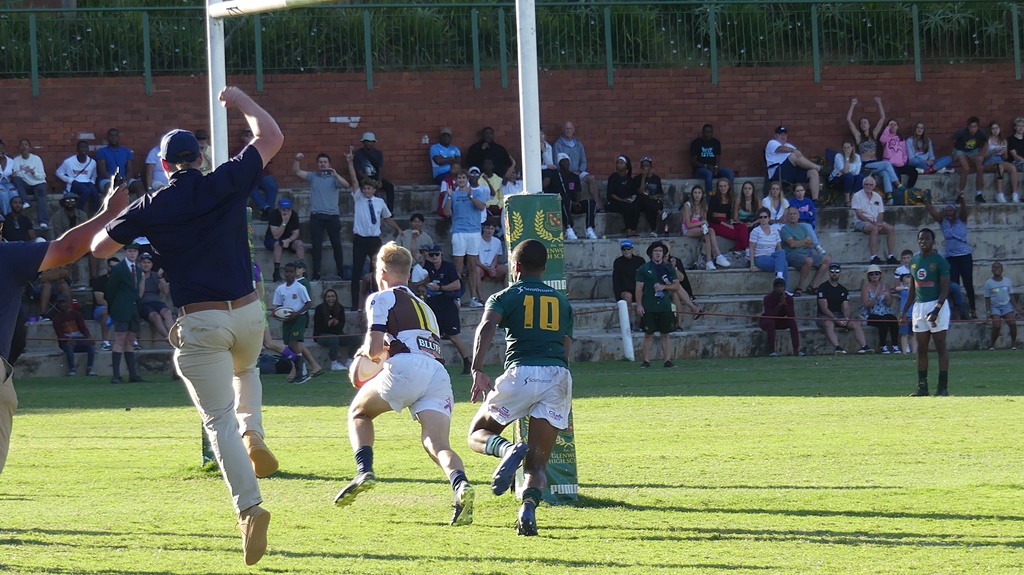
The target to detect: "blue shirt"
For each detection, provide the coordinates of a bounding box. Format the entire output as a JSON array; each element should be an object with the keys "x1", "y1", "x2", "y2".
[
  {"x1": 788, "y1": 196, "x2": 816, "y2": 227},
  {"x1": 429, "y1": 143, "x2": 461, "y2": 179},
  {"x1": 447, "y1": 187, "x2": 489, "y2": 233},
  {"x1": 96, "y1": 145, "x2": 134, "y2": 179},
  {"x1": 0, "y1": 241, "x2": 48, "y2": 360},
  {"x1": 940, "y1": 217, "x2": 971, "y2": 257},
  {"x1": 105, "y1": 146, "x2": 263, "y2": 307}
]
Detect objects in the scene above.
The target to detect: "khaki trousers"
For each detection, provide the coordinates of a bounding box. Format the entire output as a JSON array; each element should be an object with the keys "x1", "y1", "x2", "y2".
[
  {"x1": 0, "y1": 357, "x2": 16, "y2": 475},
  {"x1": 170, "y1": 299, "x2": 265, "y2": 514}
]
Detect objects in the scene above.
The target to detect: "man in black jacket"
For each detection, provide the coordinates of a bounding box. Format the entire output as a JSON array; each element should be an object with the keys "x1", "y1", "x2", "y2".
[{"x1": 612, "y1": 239, "x2": 645, "y2": 329}]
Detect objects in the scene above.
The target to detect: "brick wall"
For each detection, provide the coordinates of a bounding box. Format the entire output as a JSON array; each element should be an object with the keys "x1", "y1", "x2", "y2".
[{"x1": 1, "y1": 64, "x2": 1019, "y2": 190}]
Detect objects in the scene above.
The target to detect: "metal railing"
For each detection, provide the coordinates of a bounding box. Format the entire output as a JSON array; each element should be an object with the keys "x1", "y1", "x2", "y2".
[{"x1": 0, "y1": 1, "x2": 1019, "y2": 94}]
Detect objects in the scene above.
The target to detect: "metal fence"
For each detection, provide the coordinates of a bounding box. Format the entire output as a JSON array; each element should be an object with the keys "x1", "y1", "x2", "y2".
[{"x1": 0, "y1": 1, "x2": 1019, "y2": 94}]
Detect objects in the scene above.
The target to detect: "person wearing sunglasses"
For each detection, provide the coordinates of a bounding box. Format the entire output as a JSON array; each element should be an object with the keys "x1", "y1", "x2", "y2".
[
  {"x1": 612, "y1": 239, "x2": 645, "y2": 330},
  {"x1": 816, "y1": 263, "x2": 872, "y2": 355},
  {"x1": 860, "y1": 264, "x2": 899, "y2": 354}
]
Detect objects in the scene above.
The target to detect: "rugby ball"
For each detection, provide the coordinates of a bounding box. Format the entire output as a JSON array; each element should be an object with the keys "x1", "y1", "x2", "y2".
[
  {"x1": 348, "y1": 352, "x2": 388, "y2": 388},
  {"x1": 271, "y1": 307, "x2": 293, "y2": 320}
]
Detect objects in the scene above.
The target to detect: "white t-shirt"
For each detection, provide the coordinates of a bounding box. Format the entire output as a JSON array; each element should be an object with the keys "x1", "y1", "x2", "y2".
[
  {"x1": 273, "y1": 281, "x2": 311, "y2": 313},
  {"x1": 502, "y1": 179, "x2": 525, "y2": 197},
  {"x1": 56, "y1": 155, "x2": 97, "y2": 187},
  {"x1": 851, "y1": 190, "x2": 885, "y2": 224},
  {"x1": 761, "y1": 196, "x2": 790, "y2": 222},
  {"x1": 764, "y1": 138, "x2": 793, "y2": 177},
  {"x1": 749, "y1": 224, "x2": 782, "y2": 258},
  {"x1": 146, "y1": 146, "x2": 169, "y2": 189},
  {"x1": 410, "y1": 263, "x2": 429, "y2": 284},
  {"x1": 478, "y1": 236, "x2": 503, "y2": 267}
]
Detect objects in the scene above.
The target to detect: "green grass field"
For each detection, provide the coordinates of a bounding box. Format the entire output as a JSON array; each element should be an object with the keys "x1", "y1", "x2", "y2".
[{"x1": 2, "y1": 352, "x2": 1023, "y2": 574}]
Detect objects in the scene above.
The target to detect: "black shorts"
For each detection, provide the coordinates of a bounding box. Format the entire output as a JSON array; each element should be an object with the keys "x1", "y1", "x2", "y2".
[
  {"x1": 432, "y1": 303, "x2": 462, "y2": 337},
  {"x1": 641, "y1": 310, "x2": 675, "y2": 334},
  {"x1": 114, "y1": 311, "x2": 142, "y2": 334},
  {"x1": 264, "y1": 236, "x2": 300, "y2": 252},
  {"x1": 139, "y1": 300, "x2": 167, "y2": 317}
]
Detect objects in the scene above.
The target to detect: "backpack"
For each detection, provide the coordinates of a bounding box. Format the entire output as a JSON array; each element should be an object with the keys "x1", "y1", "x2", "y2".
[
  {"x1": 258, "y1": 353, "x2": 293, "y2": 375},
  {"x1": 892, "y1": 187, "x2": 930, "y2": 206}
]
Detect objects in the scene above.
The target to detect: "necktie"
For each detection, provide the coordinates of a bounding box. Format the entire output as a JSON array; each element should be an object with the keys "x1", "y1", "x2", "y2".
[
  {"x1": 368, "y1": 201, "x2": 377, "y2": 225},
  {"x1": 130, "y1": 264, "x2": 137, "y2": 287}
]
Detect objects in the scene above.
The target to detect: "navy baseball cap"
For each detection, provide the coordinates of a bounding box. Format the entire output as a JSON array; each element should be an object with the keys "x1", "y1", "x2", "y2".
[
  {"x1": 159, "y1": 129, "x2": 200, "y2": 163},
  {"x1": 426, "y1": 245, "x2": 442, "y2": 254},
  {"x1": 775, "y1": 125, "x2": 788, "y2": 134},
  {"x1": 279, "y1": 198, "x2": 292, "y2": 209}
]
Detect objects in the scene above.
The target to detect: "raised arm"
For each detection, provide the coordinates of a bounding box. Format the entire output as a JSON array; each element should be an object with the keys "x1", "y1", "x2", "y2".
[
  {"x1": 872, "y1": 97, "x2": 887, "y2": 139},
  {"x1": 219, "y1": 86, "x2": 283, "y2": 168},
  {"x1": 292, "y1": 153, "x2": 309, "y2": 180},
  {"x1": 922, "y1": 198, "x2": 942, "y2": 223},
  {"x1": 846, "y1": 98, "x2": 860, "y2": 140}
]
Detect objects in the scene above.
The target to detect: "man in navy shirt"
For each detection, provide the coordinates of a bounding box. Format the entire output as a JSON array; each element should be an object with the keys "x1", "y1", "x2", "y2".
[
  {"x1": 91, "y1": 86, "x2": 283, "y2": 567},
  {"x1": 0, "y1": 180, "x2": 128, "y2": 477}
]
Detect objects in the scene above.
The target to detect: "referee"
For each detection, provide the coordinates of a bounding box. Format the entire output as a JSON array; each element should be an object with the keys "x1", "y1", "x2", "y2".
[{"x1": 91, "y1": 86, "x2": 283, "y2": 566}]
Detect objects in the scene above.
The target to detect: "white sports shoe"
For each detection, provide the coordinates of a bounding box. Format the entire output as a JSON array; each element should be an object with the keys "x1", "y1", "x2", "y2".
[
  {"x1": 38, "y1": 222, "x2": 48, "y2": 229},
  {"x1": 714, "y1": 254, "x2": 732, "y2": 268},
  {"x1": 564, "y1": 228, "x2": 578, "y2": 241},
  {"x1": 815, "y1": 245, "x2": 827, "y2": 254},
  {"x1": 330, "y1": 360, "x2": 345, "y2": 371},
  {"x1": 585, "y1": 227, "x2": 597, "y2": 239},
  {"x1": 469, "y1": 297, "x2": 484, "y2": 308},
  {"x1": 996, "y1": 192, "x2": 1007, "y2": 203},
  {"x1": 705, "y1": 261, "x2": 716, "y2": 270},
  {"x1": 1014, "y1": 192, "x2": 1021, "y2": 203}
]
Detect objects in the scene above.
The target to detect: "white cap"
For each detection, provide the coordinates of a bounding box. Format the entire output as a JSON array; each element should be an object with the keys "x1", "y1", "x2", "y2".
[
  {"x1": 556, "y1": 153, "x2": 570, "y2": 163},
  {"x1": 361, "y1": 132, "x2": 376, "y2": 142}
]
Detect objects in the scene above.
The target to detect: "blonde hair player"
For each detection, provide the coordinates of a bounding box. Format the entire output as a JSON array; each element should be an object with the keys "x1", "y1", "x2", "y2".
[{"x1": 333, "y1": 242, "x2": 475, "y2": 526}]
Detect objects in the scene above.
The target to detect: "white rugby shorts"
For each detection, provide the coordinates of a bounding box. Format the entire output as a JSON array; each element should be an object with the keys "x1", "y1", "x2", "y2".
[
  {"x1": 483, "y1": 365, "x2": 572, "y2": 430},
  {"x1": 911, "y1": 300, "x2": 950, "y2": 333},
  {"x1": 372, "y1": 353, "x2": 454, "y2": 420},
  {"x1": 451, "y1": 232, "x2": 480, "y2": 257}
]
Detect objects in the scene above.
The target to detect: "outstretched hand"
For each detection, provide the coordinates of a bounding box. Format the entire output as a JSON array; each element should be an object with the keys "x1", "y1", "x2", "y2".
[
  {"x1": 101, "y1": 182, "x2": 129, "y2": 215},
  {"x1": 470, "y1": 371, "x2": 492, "y2": 403},
  {"x1": 218, "y1": 86, "x2": 248, "y2": 109}
]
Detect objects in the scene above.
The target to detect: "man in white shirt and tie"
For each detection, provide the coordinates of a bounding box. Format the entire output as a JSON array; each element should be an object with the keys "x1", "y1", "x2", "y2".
[{"x1": 347, "y1": 148, "x2": 402, "y2": 311}]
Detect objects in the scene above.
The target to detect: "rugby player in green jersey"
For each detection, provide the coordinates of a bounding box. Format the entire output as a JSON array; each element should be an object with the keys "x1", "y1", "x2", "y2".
[{"x1": 901, "y1": 228, "x2": 952, "y2": 396}]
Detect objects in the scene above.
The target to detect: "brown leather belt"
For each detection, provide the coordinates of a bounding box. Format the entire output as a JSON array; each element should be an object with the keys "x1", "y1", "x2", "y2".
[{"x1": 179, "y1": 291, "x2": 259, "y2": 316}]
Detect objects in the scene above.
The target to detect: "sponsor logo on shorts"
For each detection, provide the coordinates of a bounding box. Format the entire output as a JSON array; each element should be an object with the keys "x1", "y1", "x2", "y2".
[
  {"x1": 524, "y1": 377, "x2": 552, "y2": 386},
  {"x1": 443, "y1": 397, "x2": 453, "y2": 413},
  {"x1": 547, "y1": 409, "x2": 563, "y2": 421},
  {"x1": 489, "y1": 405, "x2": 511, "y2": 419}
]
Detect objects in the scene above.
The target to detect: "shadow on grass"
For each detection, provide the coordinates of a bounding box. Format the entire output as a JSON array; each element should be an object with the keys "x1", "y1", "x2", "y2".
[
  {"x1": 573, "y1": 494, "x2": 1024, "y2": 523},
  {"x1": 582, "y1": 483, "x2": 897, "y2": 490},
  {"x1": 12, "y1": 352, "x2": 1024, "y2": 413},
  {"x1": 5, "y1": 567, "x2": 179, "y2": 575}
]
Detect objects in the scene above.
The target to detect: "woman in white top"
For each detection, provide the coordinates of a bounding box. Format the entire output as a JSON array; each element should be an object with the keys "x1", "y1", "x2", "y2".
[
  {"x1": 829, "y1": 138, "x2": 864, "y2": 206},
  {"x1": 540, "y1": 130, "x2": 554, "y2": 170},
  {"x1": 748, "y1": 207, "x2": 788, "y2": 284},
  {"x1": 0, "y1": 140, "x2": 18, "y2": 215},
  {"x1": 680, "y1": 185, "x2": 731, "y2": 270},
  {"x1": 982, "y1": 121, "x2": 1019, "y2": 203},
  {"x1": 760, "y1": 181, "x2": 789, "y2": 224}
]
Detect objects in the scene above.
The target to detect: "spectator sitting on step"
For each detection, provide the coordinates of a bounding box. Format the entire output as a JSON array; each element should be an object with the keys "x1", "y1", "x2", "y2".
[
  {"x1": 235, "y1": 128, "x2": 279, "y2": 220},
  {"x1": 761, "y1": 181, "x2": 789, "y2": 224},
  {"x1": 737, "y1": 181, "x2": 761, "y2": 230},
  {"x1": 501, "y1": 167, "x2": 525, "y2": 198},
  {"x1": 860, "y1": 264, "x2": 899, "y2": 354},
  {"x1": 1009, "y1": 117, "x2": 1024, "y2": 183},
  {"x1": 34, "y1": 266, "x2": 72, "y2": 322},
  {"x1": 422, "y1": 245, "x2": 473, "y2": 375},
  {"x1": 95, "y1": 128, "x2": 146, "y2": 200},
  {"x1": 396, "y1": 213, "x2": 435, "y2": 256},
  {"x1": 828, "y1": 139, "x2": 865, "y2": 206},
  {"x1": 982, "y1": 121, "x2": 1020, "y2": 203},
  {"x1": 539, "y1": 129, "x2": 555, "y2": 170},
  {"x1": 763, "y1": 125, "x2": 822, "y2": 201},
  {"x1": 313, "y1": 288, "x2": 356, "y2": 371},
  {"x1": 1, "y1": 195, "x2": 36, "y2": 243},
  {"x1": 10, "y1": 138, "x2": 49, "y2": 229},
  {"x1": 195, "y1": 129, "x2": 212, "y2": 175},
  {"x1": 51, "y1": 194, "x2": 92, "y2": 288},
  {"x1": 851, "y1": 176, "x2": 897, "y2": 265},
  {"x1": 613, "y1": 239, "x2": 645, "y2": 329},
  {"x1": 816, "y1": 263, "x2": 871, "y2": 355},
  {"x1": 294, "y1": 151, "x2": 349, "y2": 281},
  {"x1": 606, "y1": 155, "x2": 642, "y2": 238},
  {"x1": 951, "y1": 116, "x2": 988, "y2": 203},
  {"x1": 55, "y1": 140, "x2": 100, "y2": 215},
  {"x1": 137, "y1": 252, "x2": 173, "y2": 340},
  {"x1": 880, "y1": 118, "x2": 919, "y2": 189},
  {"x1": 748, "y1": 207, "x2": 788, "y2": 285},
  {"x1": 983, "y1": 261, "x2": 1023, "y2": 350},
  {"x1": 430, "y1": 126, "x2": 462, "y2": 184},
  {"x1": 473, "y1": 219, "x2": 508, "y2": 300},
  {"x1": 543, "y1": 153, "x2": 593, "y2": 241},
  {"x1": 51, "y1": 295, "x2": 96, "y2": 377},
  {"x1": 479, "y1": 159, "x2": 504, "y2": 218},
  {"x1": 907, "y1": 122, "x2": 954, "y2": 175},
  {"x1": 144, "y1": 142, "x2": 169, "y2": 194},
  {"x1": 633, "y1": 156, "x2": 667, "y2": 235},
  {"x1": 663, "y1": 241, "x2": 696, "y2": 302},
  {"x1": 690, "y1": 123, "x2": 736, "y2": 194},
  {"x1": 91, "y1": 256, "x2": 119, "y2": 351},
  {"x1": 352, "y1": 131, "x2": 396, "y2": 211},
  {"x1": 780, "y1": 206, "x2": 832, "y2": 297},
  {"x1": 708, "y1": 178, "x2": 749, "y2": 253},
  {"x1": 659, "y1": 241, "x2": 703, "y2": 329},
  {"x1": 846, "y1": 97, "x2": 901, "y2": 198},
  {"x1": 264, "y1": 198, "x2": 304, "y2": 283},
  {"x1": 681, "y1": 185, "x2": 731, "y2": 270},
  {"x1": 0, "y1": 140, "x2": 24, "y2": 218},
  {"x1": 787, "y1": 183, "x2": 826, "y2": 254},
  {"x1": 552, "y1": 121, "x2": 602, "y2": 209},
  {"x1": 465, "y1": 126, "x2": 514, "y2": 180},
  {"x1": 409, "y1": 245, "x2": 432, "y2": 295},
  {"x1": 760, "y1": 277, "x2": 801, "y2": 357}
]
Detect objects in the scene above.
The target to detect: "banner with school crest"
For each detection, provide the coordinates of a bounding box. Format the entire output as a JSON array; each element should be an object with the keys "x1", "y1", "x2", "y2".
[{"x1": 504, "y1": 194, "x2": 578, "y2": 503}]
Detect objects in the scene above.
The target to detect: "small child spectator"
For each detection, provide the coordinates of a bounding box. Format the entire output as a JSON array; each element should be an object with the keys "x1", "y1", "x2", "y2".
[
  {"x1": 982, "y1": 261, "x2": 1023, "y2": 350},
  {"x1": 272, "y1": 263, "x2": 319, "y2": 384},
  {"x1": 896, "y1": 274, "x2": 915, "y2": 355}
]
